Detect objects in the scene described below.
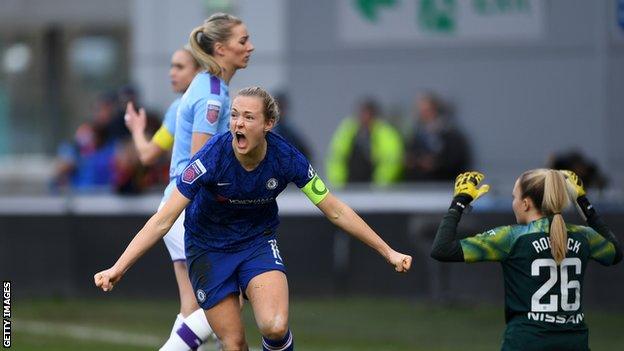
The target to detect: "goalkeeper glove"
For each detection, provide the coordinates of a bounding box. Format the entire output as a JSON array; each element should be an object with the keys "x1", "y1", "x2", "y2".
[
  {"x1": 450, "y1": 171, "x2": 490, "y2": 213},
  {"x1": 561, "y1": 170, "x2": 595, "y2": 219}
]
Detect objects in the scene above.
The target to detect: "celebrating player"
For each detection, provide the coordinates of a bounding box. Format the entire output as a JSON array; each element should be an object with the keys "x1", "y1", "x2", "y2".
[
  {"x1": 431, "y1": 170, "x2": 622, "y2": 350},
  {"x1": 94, "y1": 86, "x2": 412, "y2": 351},
  {"x1": 124, "y1": 13, "x2": 254, "y2": 350}
]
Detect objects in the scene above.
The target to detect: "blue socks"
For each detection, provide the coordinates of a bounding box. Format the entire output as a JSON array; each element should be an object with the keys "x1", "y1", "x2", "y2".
[{"x1": 262, "y1": 329, "x2": 293, "y2": 351}]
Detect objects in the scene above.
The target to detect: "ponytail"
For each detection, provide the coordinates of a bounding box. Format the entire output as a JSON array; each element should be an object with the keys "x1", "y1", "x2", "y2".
[
  {"x1": 520, "y1": 169, "x2": 570, "y2": 264},
  {"x1": 188, "y1": 13, "x2": 242, "y2": 77},
  {"x1": 543, "y1": 170, "x2": 569, "y2": 264}
]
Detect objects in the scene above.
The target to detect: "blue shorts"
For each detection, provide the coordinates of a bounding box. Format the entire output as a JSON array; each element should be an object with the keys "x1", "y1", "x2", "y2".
[{"x1": 186, "y1": 237, "x2": 287, "y2": 309}]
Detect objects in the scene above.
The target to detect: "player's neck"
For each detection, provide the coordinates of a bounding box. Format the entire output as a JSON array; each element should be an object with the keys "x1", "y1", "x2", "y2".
[
  {"x1": 235, "y1": 139, "x2": 267, "y2": 171},
  {"x1": 525, "y1": 211, "x2": 544, "y2": 224},
  {"x1": 215, "y1": 60, "x2": 235, "y2": 84}
]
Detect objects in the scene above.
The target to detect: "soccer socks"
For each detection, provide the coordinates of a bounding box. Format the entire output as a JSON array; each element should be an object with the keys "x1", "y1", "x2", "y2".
[
  {"x1": 159, "y1": 309, "x2": 214, "y2": 351},
  {"x1": 262, "y1": 329, "x2": 293, "y2": 351},
  {"x1": 169, "y1": 314, "x2": 184, "y2": 341}
]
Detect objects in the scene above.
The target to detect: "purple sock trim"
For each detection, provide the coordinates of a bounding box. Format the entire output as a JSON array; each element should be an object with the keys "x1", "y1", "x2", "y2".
[
  {"x1": 262, "y1": 329, "x2": 292, "y2": 350},
  {"x1": 177, "y1": 323, "x2": 202, "y2": 349}
]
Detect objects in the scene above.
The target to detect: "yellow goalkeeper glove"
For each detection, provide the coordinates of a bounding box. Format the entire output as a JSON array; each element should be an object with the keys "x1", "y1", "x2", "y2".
[
  {"x1": 454, "y1": 171, "x2": 490, "y2": 201},
  {"x1": 561, "y1": 170, "x2": 586, "y2": 199},
  {"x1": 450, "y1": 171, "x2": 490, "y2": 213}
]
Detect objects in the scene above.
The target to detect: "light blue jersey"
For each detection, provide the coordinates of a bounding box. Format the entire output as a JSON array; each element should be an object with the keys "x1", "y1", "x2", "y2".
[
  {"x1": 164, "y1": 72, "x2": 230, "y2": 199},
  {"x1": 162, "y1": 97, "x2": 180, "y2": 135}
]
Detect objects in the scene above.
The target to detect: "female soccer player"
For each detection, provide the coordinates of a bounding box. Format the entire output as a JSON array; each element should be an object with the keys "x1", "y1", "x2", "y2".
[
  {"x1": 431, "y1": 170, "x2": 622, "y2": 350},
  {"x1": 124, "y1": 13, "x2": 254, "y2": 350},
  {"x1": 124, "y1": 47, "x2": 206, "y2": 349},
  {"x1": 94, "y1": 87, "x2": 412, "y2": 351},
  {"x1": 125, "y1": 46, "x2": 200, "y2": 165}
]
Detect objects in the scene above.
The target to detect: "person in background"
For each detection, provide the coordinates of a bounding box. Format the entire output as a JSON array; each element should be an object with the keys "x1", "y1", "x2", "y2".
[
  {"x1": 548, "y1": 150, "x2": 608, "y2": 191},
  {"x1": 272, "y1": 92, "x2": 311, "y2": 160},
  {"x1": 404, "y1": 93, "x2": 470, "y2": 181},
  {"x1": 124, "y1": 46, "x2": 210, "y2": 347},
  {"x1": 326, "y1": 97, "x2": 403, "y2": 188},
  {"x1": 52, "y1": 93, "x2": 118, "y2": 192},
  {"x1": 123, "y1": 12, "x2": 254, "y2": 351}
]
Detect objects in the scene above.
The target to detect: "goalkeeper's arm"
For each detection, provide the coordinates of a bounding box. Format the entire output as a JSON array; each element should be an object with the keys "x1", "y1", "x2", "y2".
[{"x1": 577, "y1": 195, "x2": 622, "y2": 265}]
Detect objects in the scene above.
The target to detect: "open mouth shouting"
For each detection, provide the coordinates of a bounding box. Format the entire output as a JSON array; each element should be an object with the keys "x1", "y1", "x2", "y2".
[{"x1": 234, "y1": 131, "x2": 248, "y2": 150}]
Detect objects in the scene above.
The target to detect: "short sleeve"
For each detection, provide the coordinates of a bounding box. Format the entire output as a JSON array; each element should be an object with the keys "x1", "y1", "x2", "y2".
[
  {"x1": 162, "y1": 99, "x2": 179, "y2": 135},
  {"x1": 287, "y1": 148, "x2": 315, "y2": 188},
  {"x1": 192, "y1": 96, "x2": 222, "y2": 135},
  {"x1": 585, "y1": 227, "x2": 617, "y2": 266},
  {"x1": 176, "y1": 145, "x2": 214, "y2": 200},
  {"x1": 460, "y1": 226, "x2": 514, "y2": 263}
]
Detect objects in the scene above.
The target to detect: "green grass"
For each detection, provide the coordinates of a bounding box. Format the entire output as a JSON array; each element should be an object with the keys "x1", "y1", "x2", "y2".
[{"x1": 10, "y1": 297, "x2": 624, "y2": 350}]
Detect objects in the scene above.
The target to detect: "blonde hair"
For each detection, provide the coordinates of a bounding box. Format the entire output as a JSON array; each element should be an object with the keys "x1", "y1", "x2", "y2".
[
  {"x1": 519, "y1": 169, "x2": 570, "y2": 264},
  {"x1": 189, "y1": 13, "x2": 242, "y2": 76},
  {"x1": 235, "y1": 86, "x2": 280, "y2": 123},
  {"x1": 181, "y1": 45, "x2": 201, "y2": 69}
]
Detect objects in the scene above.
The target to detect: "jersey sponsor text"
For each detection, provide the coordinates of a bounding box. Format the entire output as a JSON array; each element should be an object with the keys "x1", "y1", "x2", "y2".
[{"x1": 527, "y1": 312, "x2": 584, "y2": 324}]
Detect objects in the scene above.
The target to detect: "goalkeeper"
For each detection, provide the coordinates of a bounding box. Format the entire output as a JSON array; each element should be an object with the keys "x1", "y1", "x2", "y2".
[{"x1": 430, "y1": 169, "x2": 621, "y2": 351}]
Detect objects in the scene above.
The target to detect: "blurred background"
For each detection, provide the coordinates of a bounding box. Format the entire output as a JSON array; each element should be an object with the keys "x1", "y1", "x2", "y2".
[{"x1": 1, "y1": 0, "x2": 624, "y2": 350}]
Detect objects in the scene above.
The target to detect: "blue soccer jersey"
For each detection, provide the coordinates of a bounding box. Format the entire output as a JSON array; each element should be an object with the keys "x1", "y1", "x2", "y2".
[
  {"x1": 176, "y1": 131, "x2": 315, "y2": 252},
  {"x1": 165, "y1": 73, "x2": 230, "y2": 199},
  {"x1": 162, "y1": 97, "x2": 180, "y2": 135}
]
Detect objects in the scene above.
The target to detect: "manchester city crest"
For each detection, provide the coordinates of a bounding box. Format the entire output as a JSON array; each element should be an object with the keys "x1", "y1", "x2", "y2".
[{"x1": 266, "y1": 178, "x2": 278, "y2": 190}]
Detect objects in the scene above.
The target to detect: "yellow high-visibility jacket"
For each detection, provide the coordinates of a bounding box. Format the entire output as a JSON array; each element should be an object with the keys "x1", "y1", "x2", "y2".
[{"x1": 326, "y1": 117, "x2": 404, "y2": 187}]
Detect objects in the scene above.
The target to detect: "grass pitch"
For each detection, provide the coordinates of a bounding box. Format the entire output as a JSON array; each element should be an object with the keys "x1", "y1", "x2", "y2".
[{"x1": 11, "y1": 297, "x2": 624, "y2": 350}]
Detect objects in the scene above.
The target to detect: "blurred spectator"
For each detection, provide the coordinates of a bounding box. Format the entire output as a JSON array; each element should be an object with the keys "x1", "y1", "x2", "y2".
[
  {"x1": 272, "y1": 92, "x2": 312, "y2": 160},
  {"x1": 107, "y1": 84, "x2": 140, "y2": 141},
  {"x1": 52, "y1": 91, "x2": 163, "y2": 194},
  {"x1": 548, "y1": 150, "x2": 608, "y2": 191},
  {"x1": 53, "y1": 118, "x2": 116, "y2": 191},
  {"x1": 404, "y1": 93, "x2": 470, "y2": 181},
  {"x1": 113, "y1": 108, "x2": 164, "y2": 194},
  {"x1": 326, "y1": 98, "x2": 404, "y2": 187}
]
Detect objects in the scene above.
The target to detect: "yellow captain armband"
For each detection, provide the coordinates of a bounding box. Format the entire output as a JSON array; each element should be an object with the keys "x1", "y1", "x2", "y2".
[
  {"x1": 301, "y1": 175, "x2": 329, "y2": 205},
  {"x1": 151, "y1": 126, "x2": 174, "y2": 151}
]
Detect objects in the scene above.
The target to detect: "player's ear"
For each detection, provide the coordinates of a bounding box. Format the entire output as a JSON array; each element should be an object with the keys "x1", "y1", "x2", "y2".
[
  {"x1": 264, "y1": 117, "x2": 275, "y2": 132},
  {"x1": 213, "y1": 41, "x2": 225, "y2": 57},
  {"x1": 522, "y1": 197, "x2": 531, "y2": 212}
]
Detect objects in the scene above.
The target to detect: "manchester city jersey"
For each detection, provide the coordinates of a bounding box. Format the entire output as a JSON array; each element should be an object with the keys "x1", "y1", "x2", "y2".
[
  {"x1": 164, "y1": 73, "x2": 230, "y2": 200},
  {"x1": 162, "y1": 97, "x2": 180, "y2": 136},
  {"x1": 460, "y1": 217, "x2": 617, "y2": 330},
  {"x1": 177, "y1": 131, "x2": 314, "y2": 252}
]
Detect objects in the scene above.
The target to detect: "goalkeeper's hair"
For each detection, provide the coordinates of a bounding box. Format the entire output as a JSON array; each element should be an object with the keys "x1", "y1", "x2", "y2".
[
  {"x1": 519, "y1": 169, "x2": 570, "y2": 264},
  {"x1": 189, "y1": 13, "x2": 243, "y2": 76}
]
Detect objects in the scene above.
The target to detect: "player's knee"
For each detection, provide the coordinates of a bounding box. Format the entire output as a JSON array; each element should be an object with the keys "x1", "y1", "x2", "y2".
[
  {"x1": 219, "y1": 334, "x2": 246, "y2": 350},
  {"x1": 258, "y1": 316, "x2": 289, "y2": 341},
  {"x1": 180, "y1": 300, "x2": 200, "y2": 317}
]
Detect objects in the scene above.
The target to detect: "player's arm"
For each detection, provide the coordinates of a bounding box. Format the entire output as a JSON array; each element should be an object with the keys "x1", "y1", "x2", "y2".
[
  {"x1": 125, "y1": 102, "x2": 169, "y2": 165},
  {"x1": 190, "y1": 95, "x2": 222, "y2": 155},
  {"x1": 303, "y1": 175, "x2": 411, "y2": 272},
  {"x1": 94, "y1": 188, "x2": 190, "y2": 291},
  {"x1": 430, "y1": 171, "x2": 490, "y2": 262},
  {"x1": 562, "y1": 170, "x2": 622, "y2": 265},
  {"x1": 191, "y1": 132, "x2": 212, "y2": 155}
]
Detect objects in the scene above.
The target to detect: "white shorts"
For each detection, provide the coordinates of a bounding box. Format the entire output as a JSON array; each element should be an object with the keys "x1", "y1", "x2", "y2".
[{"x1": 159, "y1": 201, "x2": 186, "y2": 261}]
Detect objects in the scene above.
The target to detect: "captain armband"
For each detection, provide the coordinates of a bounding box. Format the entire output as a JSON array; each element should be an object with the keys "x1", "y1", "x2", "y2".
[
  {"x1": 151, "y1": 126, "x2": 174, "y2": 151},
  {"x1": 302, "y1": 175, "x2": 329, "y2": 205}
]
